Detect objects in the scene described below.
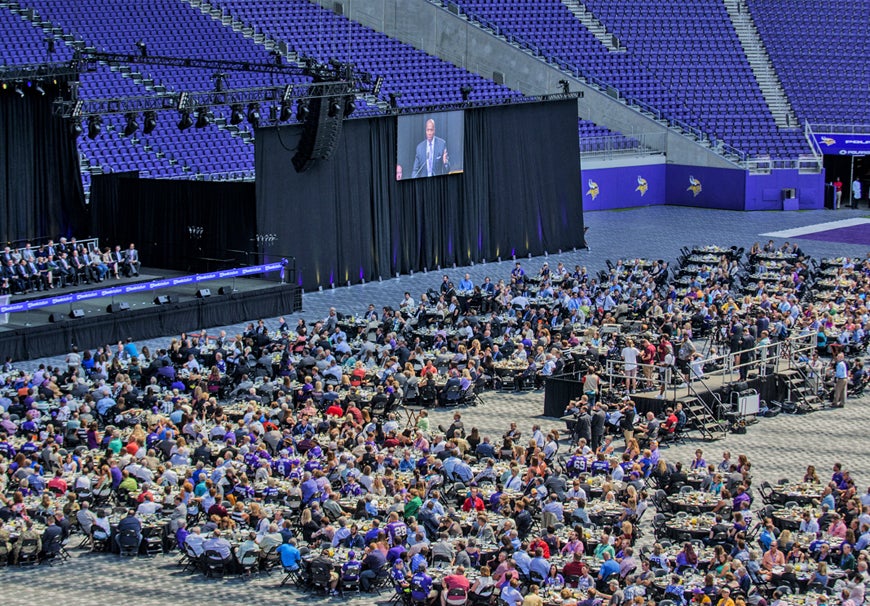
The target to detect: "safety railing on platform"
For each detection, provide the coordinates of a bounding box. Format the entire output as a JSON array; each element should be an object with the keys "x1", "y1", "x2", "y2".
[
  {"x1": 603, "y1": 332, "x2": 815, "y2": 401},
  {"x1": 579, "y1": 132, "x2": 666, "y2": 160}
]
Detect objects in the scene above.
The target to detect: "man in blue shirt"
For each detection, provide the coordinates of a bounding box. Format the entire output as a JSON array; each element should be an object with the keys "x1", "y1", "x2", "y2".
[
  {"x1": 529, "y1": 547, "x2": 549, "y2": 581},
  {"x1": 598, "y1": 550, "x2": 620, "y2": 583},
  {"x1": 96, "y1": 393, "x2": 116, "y2": 417},
  {"x1": 475, "y1": 437, "x2": 496, "y2": 460},
  {"x1": 832, "y1": 353, "x2": 848, "y2": 407},
  {"x1": 458, "y1": 273, "x2": 474, "y2": 291},
  {"x1": 277, "y1": 538, "x2": 301, "y2": 570}
]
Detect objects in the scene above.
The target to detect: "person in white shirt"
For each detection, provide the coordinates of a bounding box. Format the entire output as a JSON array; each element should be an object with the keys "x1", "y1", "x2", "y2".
[
  {"x1": 136, "y1": 494, "x2": 161, "y2": 515},
  {"x1": 531, "y1": 425, "x2": 545, "y2": 449},
  {"x1": 621, "y1": 339, "x2": 641, "y2": 394},
  {"x1": 400, "y1": 292, "x2": 415, "y2": 310},
  {"x1": 184, "y1": 527, "x2": 205, "y2": 556},
  {"x1": 799, "y1": 511, "x2": 820, "y2": 534}
]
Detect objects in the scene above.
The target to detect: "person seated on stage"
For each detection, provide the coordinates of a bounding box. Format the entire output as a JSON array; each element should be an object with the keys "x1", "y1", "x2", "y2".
[{"x1": 124, "y1": 243, "x2": 141, "y2": 277}]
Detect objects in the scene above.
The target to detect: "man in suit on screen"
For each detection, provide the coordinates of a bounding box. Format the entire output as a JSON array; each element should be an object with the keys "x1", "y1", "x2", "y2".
[{"x1": 412, "y1": 119, "x2": 449, "y2": 178}]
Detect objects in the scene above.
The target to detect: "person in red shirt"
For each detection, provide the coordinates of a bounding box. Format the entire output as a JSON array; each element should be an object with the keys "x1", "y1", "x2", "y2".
[
  {"x1": 325, "y1": 401, "x2": 344, "y2": 417},
  {"x1": 345, "y1": 402, "x2": 363, "y2": 425},
  {"x1": 661, "y1": 407, "x2": 679, "y2": 435},
  {"x1": 639, "y1": 338, "x2": 657, "y2": 388},
  {"x1": 657, "y1": 335, "x2": 673, "y2": 363},
  {"x1": 441, "y1": 565, "x2": 471, "y2": 606},
  {"x1": 833, "y1": 177, "x2": 843, "y2": 208},
  {"x1": 562, "y1": 553, "x2": 587, "y2": 584},
  {"x1": 421, "y1": 360, "x2": 438, "y2": 378},
  {"x1": 528, "y1": 537, "x2": 551, "y2": 559},
  {"x1": 47, "y1": 470, "x2": 68, "y2": 495},
  {"x1": 461, "y1": 487, "x2": 485, "y2": 512},
  {"x1": 350, "y1": 361, "x2": 367, "y2": 387}
]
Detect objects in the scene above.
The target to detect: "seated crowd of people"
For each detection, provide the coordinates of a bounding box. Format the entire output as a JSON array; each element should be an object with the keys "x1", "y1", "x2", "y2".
[
  {"x1": 0, "y1": 377, "x2": 868, "y2": 606},
  {"x1": 0, "y1": 243, "x2": 866, "y2": 604},
  {"x1": 0, "y1": 237, "x2": 141, "y2": 295}
]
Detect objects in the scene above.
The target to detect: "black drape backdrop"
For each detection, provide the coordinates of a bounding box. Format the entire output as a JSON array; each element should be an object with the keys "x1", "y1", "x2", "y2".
[
  {"x1": 90, "y1": 176, "x2": 256, "y2": 271},
  {"x1": 0, "y1": 82, "x2": 86, "y2": 244},
  {"x1": 256, "y1": 99, "x2": 583, "y2": 291}
]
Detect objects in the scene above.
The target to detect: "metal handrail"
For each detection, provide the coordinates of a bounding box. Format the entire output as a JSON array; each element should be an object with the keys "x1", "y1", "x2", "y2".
[{"x1": 808, "y1": 123, "x2": 870, "y2": 135}]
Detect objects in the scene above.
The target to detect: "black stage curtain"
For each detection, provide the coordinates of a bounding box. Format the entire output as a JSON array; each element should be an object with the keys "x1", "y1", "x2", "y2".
[
  {"x1": 0, "y1": 81, "x2": 86, "y2": 244},
  {"x1": 90, "y1": 176, "x2": 256, "y2": 271},
  {"x1": 256, "y1": 99, "x2": 583, "y2": 291}
]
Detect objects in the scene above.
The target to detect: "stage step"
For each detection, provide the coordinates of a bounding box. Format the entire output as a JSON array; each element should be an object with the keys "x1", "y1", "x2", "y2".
[
  {"x1": 777, "y1": 369, "x2": 822, "y2": 413},
  {"x1": 684, "y1": 396, "x2": 729, "y2": 441}
]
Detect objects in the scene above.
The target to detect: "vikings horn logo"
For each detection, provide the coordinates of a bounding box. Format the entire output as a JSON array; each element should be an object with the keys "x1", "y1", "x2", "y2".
[
  {"x1": 635, "y1": 176, "x2": 648, "y2": 197},
  {"x1": 687, "y1": 175, "x2": 702, "y2": 197},
  {"x1": 586, "y1": 179, "x2": 600, "y2": 200},
  {"x1": 819, "y1": 137, "x2": 836, "y2": 146}
]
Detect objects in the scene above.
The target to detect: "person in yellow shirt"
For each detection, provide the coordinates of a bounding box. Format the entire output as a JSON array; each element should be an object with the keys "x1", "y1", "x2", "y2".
[
  {"x1": 716, "y1": 587, "x2": 736, "y2": 606},
  {"x1": 692, "y1": 587, "x2": 712, "y2": 606},
  {"x1": 522, "y1": 584, "x2": 544, "y2": 606},
  {"x1": 720, "y1": 297, "x2": 740, "y2": 314}
]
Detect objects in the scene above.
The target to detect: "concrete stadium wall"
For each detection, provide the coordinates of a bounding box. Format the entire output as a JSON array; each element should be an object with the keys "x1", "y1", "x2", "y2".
[{"x1": 315, "y1": 0, "x2": 738, "y2": 169}]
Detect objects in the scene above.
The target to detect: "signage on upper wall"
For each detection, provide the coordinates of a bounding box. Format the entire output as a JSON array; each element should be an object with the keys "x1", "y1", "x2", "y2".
[{"x1": 813, "y1": 133, "x2": 870, "y2": 156}]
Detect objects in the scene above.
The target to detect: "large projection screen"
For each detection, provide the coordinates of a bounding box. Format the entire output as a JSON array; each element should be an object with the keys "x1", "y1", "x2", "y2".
[
  {"x1": 396, "y1": 111, "x2": 465, "y2": 180},
  {"x1": 256, "y1": 99, "x2": 583, "y2": 291}
]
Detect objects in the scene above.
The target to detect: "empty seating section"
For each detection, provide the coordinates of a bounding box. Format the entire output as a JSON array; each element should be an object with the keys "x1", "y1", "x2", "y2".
[
  {"x1": 0, "y1": 7, "x2": 71, "y2": 65},
  {"x1": 215, "y1": 0, "x2": 625, "y2": 149},
  {"x1": 746, "y1": 0, "x2": 869, "y2": 125},
  {"x1": 0, "y1": 0, "x2": 660, "y2": 188},
  {"x1": 582, "y1": 0, "x2": 808, "y2": 158},
  {"x1": 452, "y1": 0, "x2": 815, "y2": 158},
  {"x1": 214, "y1": 0, "x2": 522, "y2": 109}
]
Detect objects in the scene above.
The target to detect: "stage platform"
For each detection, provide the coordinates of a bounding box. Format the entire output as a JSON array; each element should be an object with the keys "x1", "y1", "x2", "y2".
[
  {"x1": 545, "y1": 364, "x2": 787, "y2": 418},
  {"x1": 627, "y1": 368, "x2": 783, "y2": 416},
  {"x1": 0, "y1": 268, "x2": 301, "y2": 360}
]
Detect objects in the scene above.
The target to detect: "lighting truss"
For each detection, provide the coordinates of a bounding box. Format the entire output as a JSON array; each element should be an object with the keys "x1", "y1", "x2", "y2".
[
  {"x1": 52, "y1": 82, "x2": 356, "y2": 119},
  {"x1": 0, "y1": 61, "x2": 80, "y2": 84}
]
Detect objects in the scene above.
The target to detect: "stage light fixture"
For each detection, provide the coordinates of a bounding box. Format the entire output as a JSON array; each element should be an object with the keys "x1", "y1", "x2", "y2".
[
  {"x1": 372, "y1": 75, "x2": 384, "y2": 97},
  {"x1": 123, "y1": 112, "x2": 139, "y2": 136},
  {"x1": 328, "y1": 99, "x2": 341, "y2": 117},
  {"x1": 195, "y1": 107, "x2": 211, "y2": 128},
  {"x1": 344, "y1": 96, "x2": 356, "y2": 117},
  {"x1": 34, "y1": 84, "x2": 45, "y2": 96},
  {"x1": 388, "y1": 92, "x2": 400, "y2": 109},
  {"x1": 177, "y1": 110, "x2": 193, "y2": 131},
  {"x1": 87, "y1": 115, "x2": 102, "y2": 139},
  {"x1": 247, "y1": 103, "x2": 260, "y2": 128},
  {"x1": 143, "y1": 111, "x2": 157, "y2": 134},
  {"x1": 460, "y1": 85, "x2": 474, "y2": 101},
  {"x1": 70, "y1": 119, "x2": 83, "y2": 137},
  {"x1": 279, "y1": 102, "x2": 292, "y2": 122},
  {"x1": 14, "y1": 85, "x2": 24, "y2": 98},
  {"x1": 229, "y1": 103, "x2": 244, "y2": 125},
  {"x1": 295, "y1": 100, "x2": 309, "y2": 121}
]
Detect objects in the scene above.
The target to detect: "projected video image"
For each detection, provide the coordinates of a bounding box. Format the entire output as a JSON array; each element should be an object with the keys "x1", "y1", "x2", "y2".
[{"x1": 396, "y1": 111, "x2": 465, "y2": 180}]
